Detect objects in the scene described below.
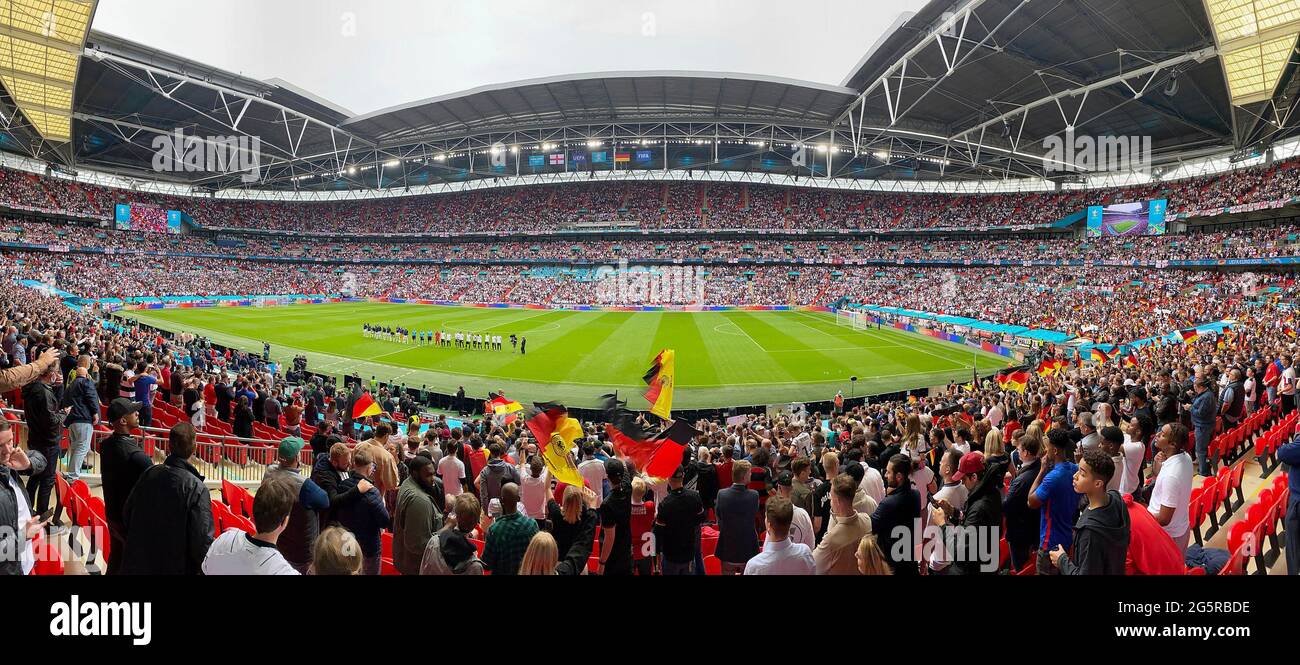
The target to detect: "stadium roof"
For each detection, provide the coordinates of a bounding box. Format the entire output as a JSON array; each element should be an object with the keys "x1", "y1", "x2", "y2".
[
  {"x1": 341, "y1": 71, "x2": 858, "y2": 144},
  {"x1": 0, "y1": 0, "x2": 1297, "y2": 194}
]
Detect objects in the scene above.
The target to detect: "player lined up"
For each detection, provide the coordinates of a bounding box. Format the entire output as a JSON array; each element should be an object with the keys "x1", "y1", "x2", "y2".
[{"x1": 362, "y1": 323, "x2": 525, "y2": 352}]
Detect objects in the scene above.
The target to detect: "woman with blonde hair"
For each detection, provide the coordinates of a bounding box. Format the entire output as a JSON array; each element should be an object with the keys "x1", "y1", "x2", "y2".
[
  {"x1": 518, "y1": 507, "x2": 597, "y2": 575},
  {"x1": 309, "y1": 527, "x2": 363, "y2": 575},
  {"x1": 545, "y1": 484, "x2": 594, "y2": 559},
  {"x1": 855, "y1": 533, "x2": 893, "y2": 575},
  {"x1": 983, "y1": 429, "x2": 1005, "y2": 458}
]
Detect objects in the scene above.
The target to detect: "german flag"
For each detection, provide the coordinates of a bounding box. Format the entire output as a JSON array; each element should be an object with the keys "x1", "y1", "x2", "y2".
[
  {"x1": 1091, "y1": 348, "x2": 1114, "y2": 364},
  {"x1": 642, "y1": 349, "x2": 676, "y2": 420},
  {"x1": 522, "y1": 402, "x2": 585, "y2": 488},
  {"x1": 1036, "y1": 358, "x2": 1066, "y2": 378},
  {"x1": 996, "y1": 369, "x2": 1030, "y2": 393},
  {"x1": 1179, "y1": 329, "x2": 1199, "y2": 344},
  {"x1": 1123, "y1": 351, "x2": 1139, "y2": 368},
  {"x1": 1283, "y1": 324, "x2": 1297, "y2": 339},
  {"x1": 352, "y1": 392, "x2": 382, "y2": 419},
  {"x1": 488, "y1": 394, "x2": 523, "y2": 426},
  {"x1": 602, "y1": 394, "x2": 699, "y2": 478}
]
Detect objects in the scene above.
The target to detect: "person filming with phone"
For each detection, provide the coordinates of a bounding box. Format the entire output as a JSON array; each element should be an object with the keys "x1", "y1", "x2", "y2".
[{"x1": 0, "y1": 419, "x2": 52, "y2": 575}]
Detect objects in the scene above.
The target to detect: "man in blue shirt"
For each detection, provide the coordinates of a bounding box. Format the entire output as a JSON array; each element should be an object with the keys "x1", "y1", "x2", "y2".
[
  {"x1": 132, "y1": 363, "x2": 158, "y2": 428},
  {"x1": 1027, "y1": 429, "x2": 1080, "y2": 573}
]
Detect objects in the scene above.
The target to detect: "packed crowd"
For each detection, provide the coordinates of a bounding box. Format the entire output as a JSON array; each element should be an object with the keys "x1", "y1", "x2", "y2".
[
  {"x1": 4, "y1": 248, "x2": 1291, "y2": 345},
  {"x1": 2, "y1": 153, "x2": 1299, "y2": 234},
  {"x1": 5, "y1": 217, "x2": 1300, "y2": 268},
  {"x1": 3, "y1": 266, "x2": 1297, "y2": 576}
]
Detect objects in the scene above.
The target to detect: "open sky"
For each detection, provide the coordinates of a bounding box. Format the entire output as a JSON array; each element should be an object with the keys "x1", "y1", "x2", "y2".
[{"x1": 92, "y1": 0, "x2": 930, "y2": 116}]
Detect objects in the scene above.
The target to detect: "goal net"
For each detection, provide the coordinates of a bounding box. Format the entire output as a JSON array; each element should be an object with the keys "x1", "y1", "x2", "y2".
[{"x1": 837, "y1": 309, "x2": 873, "y2": 331}]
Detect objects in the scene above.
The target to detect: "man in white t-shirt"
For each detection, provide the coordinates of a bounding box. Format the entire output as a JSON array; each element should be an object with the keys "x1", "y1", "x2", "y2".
[
  {"x1": 932, "y1": 448, "x2": 968, "y2": 514},
  {"x1": 438, "y1": 442, "x2": 466, "y2": 504},
  {"x1": 517, "y1": 449, "x2": 550, "y2": 519},
  {"x1": 774, "y1": 472, "x2": 815, "y2": 547},
  {"x1": 577, "y1": 443, "x2": 608, "y2": 503},
  {"x1": 790, "y1": 424, "x2": 813, "y2": 458},
  {"x1": 986, "y1": 401, "x2": 1004, "y2": 430},
  {"x1": 1148, "y1": 423, "x2": 1194, "y2": 552},
  {"x1": 909, "y1": 454, "x2": 937, "y2": 519},
  {"x1": 1281, "y1": 355, "x2": 1296, "y2": 414},
  {"x1": 1244, "y1": 367, "x2": 1257, "y2": 414},
  {"x1": 202, "y1": 475, "x2": 300, "y2": 575},
  {"x1": 1100, "y1": 425, "x2": 1140, "y2": 494}
]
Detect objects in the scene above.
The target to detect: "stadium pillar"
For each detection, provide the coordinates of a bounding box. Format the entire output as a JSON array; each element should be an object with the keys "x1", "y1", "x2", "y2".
[{"x1": 827, "y1": 130, "x2": 834, "y2": 179}]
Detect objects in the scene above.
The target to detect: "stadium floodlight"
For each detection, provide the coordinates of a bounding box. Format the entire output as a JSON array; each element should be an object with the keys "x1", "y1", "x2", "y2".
[
  {"x1": 587, "y1": 140, "x2": 602, "y2": 148},
  {"x1": 384, "y1": 159, "x2": 400, "y2": 167}
]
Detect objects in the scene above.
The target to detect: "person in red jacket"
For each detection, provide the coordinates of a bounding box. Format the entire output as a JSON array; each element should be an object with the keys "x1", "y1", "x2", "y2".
[{"x1": 1122, "y1": 493, "x2": 1185, "y2": 575}]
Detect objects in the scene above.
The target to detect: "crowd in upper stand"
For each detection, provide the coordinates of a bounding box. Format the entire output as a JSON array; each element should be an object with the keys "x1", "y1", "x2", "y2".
[{"x1": 1, "y1": 153, "x2": 1299, "y2": 233}]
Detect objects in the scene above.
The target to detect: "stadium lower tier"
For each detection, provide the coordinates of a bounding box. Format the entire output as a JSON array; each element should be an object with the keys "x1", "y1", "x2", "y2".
[{"x1": 3, "y1": 249, "x2": 1294, "y2": 346}]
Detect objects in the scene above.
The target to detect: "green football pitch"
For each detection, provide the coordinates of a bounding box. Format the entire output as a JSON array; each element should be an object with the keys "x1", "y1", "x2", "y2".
[{"x1": 124, "y1": 303, "x2": 1010, "y2": 410}]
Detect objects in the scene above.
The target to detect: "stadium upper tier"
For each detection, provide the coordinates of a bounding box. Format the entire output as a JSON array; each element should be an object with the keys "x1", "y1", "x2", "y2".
[{"x1": 2, "y1": 152, "x2": 1299, "y2": 234}]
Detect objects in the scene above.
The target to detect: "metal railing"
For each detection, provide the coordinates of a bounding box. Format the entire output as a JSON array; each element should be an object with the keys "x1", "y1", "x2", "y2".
[{"x1": 2, "y1": 408, "x2": 309, "y2": 487}]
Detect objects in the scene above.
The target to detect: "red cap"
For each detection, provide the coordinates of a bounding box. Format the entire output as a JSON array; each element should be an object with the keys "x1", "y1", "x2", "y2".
[{"x1": 951, "y1": 451, "x2": 986, "y2": 481}]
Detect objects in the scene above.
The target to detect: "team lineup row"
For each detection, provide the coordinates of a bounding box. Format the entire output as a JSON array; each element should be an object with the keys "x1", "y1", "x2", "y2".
[{"x1": 361, "y1": 324, "x2": 527, "y2": 353}]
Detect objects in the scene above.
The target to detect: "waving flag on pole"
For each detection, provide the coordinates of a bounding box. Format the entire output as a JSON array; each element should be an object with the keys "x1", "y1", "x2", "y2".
[
  {"x1": 1179, "y1": 329, "x2": 1200, "y2": 344},
  {"x1": 603, "y1": 394, "x2": 700, "y2": 478},
  {"x1": 643, "y1": 349, "x2": 676, "y2": 420},
  {"x1": 522, "y1": 402, "x2": 585, "y2": 488},
  {"x1": 352, "y1": 392, "x2": 382, "y2": 419},
  {"x1": 488, "y1": 394, "x2": 523, "y2": 426}
]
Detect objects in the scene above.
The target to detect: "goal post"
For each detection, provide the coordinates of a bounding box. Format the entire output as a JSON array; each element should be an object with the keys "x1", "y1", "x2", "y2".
[{"x1": 836, "y1": 309, "x2": 857, "y2": 327}]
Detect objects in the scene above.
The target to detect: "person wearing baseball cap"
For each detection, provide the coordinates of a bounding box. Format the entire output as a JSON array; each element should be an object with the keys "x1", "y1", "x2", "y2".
[
  {"x1": 263, "y1": 436, "x2": 329, "y2": 574},
  {"x1": 931, "y1": 450, "x2": 1003, "y2": 575},
  {"x1": 100, "y1": 397, "x2": 151, "y2": 575}
]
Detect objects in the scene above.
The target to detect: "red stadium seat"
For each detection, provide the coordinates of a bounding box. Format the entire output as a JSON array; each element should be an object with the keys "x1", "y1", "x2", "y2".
[
  {"x1": 1221, "y1": 521, "x2": 1251, "y2": 576},
  {"x1": 703, "y1": 555, "x2": 722, "y2": 575}
]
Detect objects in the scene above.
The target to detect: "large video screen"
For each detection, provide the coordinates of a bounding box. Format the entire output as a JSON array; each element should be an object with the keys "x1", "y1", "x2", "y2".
[
  {"x1": 116, "y1": 204, "x2": 184, "y2": 234},
  {"x1": 1086, "y1": 199, "x2": 1167, "y2": 238}
]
